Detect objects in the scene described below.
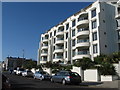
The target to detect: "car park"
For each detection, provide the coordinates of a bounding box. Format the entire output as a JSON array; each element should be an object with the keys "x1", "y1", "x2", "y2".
[
  {"x1": 51, "y1": 70, "x2": 81, "y2": 85},
  {"x1": 22, "y1": 70, "x2": 33, "y2": 77},
  {"x1": 33, "y1": 71, "x2": 51, "y2": 80}
]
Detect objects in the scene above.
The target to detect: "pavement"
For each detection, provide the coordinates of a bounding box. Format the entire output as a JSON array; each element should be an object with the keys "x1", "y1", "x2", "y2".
[{"x1": 81, "y1": 80, "x2": 120, "y2": 89}]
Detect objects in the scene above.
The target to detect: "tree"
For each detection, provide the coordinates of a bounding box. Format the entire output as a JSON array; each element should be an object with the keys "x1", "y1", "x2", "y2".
[
  {"x1": 74, "y1": 57, "x2": 95, "y2": 70},
  {"x1": 98, "y1": 62, "x2": 116, "y2": 75},
  {"x1": 22, "y1": 60, "x2": 37, "y2": 70}
]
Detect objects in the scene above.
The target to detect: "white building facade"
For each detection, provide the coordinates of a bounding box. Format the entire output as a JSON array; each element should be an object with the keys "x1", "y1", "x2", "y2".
[{"x1": 38, "y1": 0, "x2": 120, "y2": 64}]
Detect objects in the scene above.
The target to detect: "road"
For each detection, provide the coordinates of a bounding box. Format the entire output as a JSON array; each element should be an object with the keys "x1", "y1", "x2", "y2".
[{"x1": 3, "y1": 72, "x2": 118, "y2": 90}]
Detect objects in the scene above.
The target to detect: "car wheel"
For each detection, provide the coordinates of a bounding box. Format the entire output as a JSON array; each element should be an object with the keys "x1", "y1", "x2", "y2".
[{"x1": 62, "y1": 79, "x2": 66, "y2": 85}]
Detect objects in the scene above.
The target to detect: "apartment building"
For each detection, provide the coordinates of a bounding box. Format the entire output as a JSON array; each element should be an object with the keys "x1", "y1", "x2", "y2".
[{"x1": 38, "y1": 0, "x2": 120, "y2": 65}]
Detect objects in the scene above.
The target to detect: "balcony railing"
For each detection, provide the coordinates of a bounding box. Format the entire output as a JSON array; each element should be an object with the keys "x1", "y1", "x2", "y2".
[
  {"x1": 78, "y1": 28, "x2": 89, "y2": 32},
  {"x1": 58, "y1": 29, "x2": 64, "y2": 32},
  {"x1": 43, "y1": 44, "x2": 48, "y2": 46},
  {"x1": 77, "y1": 39, "x2": 89, "y2": 43},
  {"x1": 55, "y1": 47, "x2": 64, "y2": 49},
  {"x1": 78, "y1": 17, "x2": 88, "y2": 22},
  {"x1": 55, "y1": 56, "x2": 63, "y2": 59},
  {"x1": 77, "y1": 50, "x2": 89, "y2": 55},
  {"x1": 57, "y1": 38, "x2": 64, "y2": 40}
]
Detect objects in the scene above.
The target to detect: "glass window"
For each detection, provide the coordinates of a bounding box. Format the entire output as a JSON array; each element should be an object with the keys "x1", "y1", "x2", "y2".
[
  {"x1": 72, "y1": 29, "x2": 75, "y2": 37},
  {"x1": 117, "y1": 19, "x2": 120, "y2": 27},
  {"x1": 93, "y1": 32, "x2": 97, "y2": 41},
  {"x1": 72, "y1": 39, "x2": 75, "y2": 46},
  {"x1": 93, "y1": 44, "x2": 98, "y2": 53},
  {"x1": 92, "y1": 20, "x2": 97, "y2": 29},
  {"x1": 118, "y1": 7, "x2": 120, "y2": 14},
  {"x1": 72, "y1": 50, "x2": 75, "y2": 57},
  {"x1": 72, "y1": 20, "x2": 76, "y2": 27},
  {"x1": 66, "y1": 51, "x2": 67, "y2": 58},
  {"x1": 54, "y1": 30, "x2": 56, "y2": 36},
  {"x1": 66, "y1": 23, "x2": 69, "y2": 30},
  {"x1": 66, "y1": 42, "x2": 67, "y2": 48},
  {"x1": 66, "y1": 33, "x2": 68, "y2": 39},
  {"x1": 91, "y1": 9, "x2": 96, "y2": 18},
  {"x1": 118, "y1": 30, "x2": 120, "y2": 39},
  {"x1": 50, "y1": 32, "x2": 52, "y2": 38}
]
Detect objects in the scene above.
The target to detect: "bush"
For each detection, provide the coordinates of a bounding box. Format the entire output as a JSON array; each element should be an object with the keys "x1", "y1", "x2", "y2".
[
  {"x1": 74, "y1": 57, "x2": 95, "y2": 70},
  {"x1": 98, "y1": 62, "x2": 116, "y2": 75}
]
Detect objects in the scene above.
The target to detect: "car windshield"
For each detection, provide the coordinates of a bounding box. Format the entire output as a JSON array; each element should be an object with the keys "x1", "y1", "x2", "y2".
[
  {"x1": 19, "y1": 69, "x2": 24, "y2": 71},
  {"x1": 40, "y1": 71, "x2": 48, "y2": 75},
  {"x1": 27, "y1": 71, "x2": 32, "y2": 73}
]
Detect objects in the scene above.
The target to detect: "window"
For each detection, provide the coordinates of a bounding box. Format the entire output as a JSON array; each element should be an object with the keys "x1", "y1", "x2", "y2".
[
  {"x1": 72, "y1": 39, "x2": 75, "y2": 46},
  {"x1": 50, "y1": 32, "x2": 52, "y2": 38},
  {"x1": 72, "y1": 20, "x2": 76, "y2": 27},
  {"x1": 93, "y1": 44, "x2": 98, "y2": 53},
  {"x1": 118, "y1": 43, "x2": 120, "y2": 51},
  {"x1": 118, "y1": 30, "x2": 120, "y2": 39},
  {"x1": 54, "y1": 30, "x2": 56, "y2": 36},
  {"x1": 66, "y1": 42, "x2": 67, "y2": 48},
  {"x1": 116, "y1": 19, "x2": 120, "y2": 27},
  {"x1": 66, "y1": 23, "x2": 69, "y2": 30},
  {"x1": 54, "y1": 38, "x2": 56, "y2": 43},
  {"x1": 93, "y1": 32, "x2": 97, "y2": 41},
  {"x1": 72, "y1": 50, "x2": 75, "y2": 57},
  {"x1": 117, "y1": 7, "x2": 120, "y2": 14},
  {"x1": 66, "y1": 33, "x2": 68, "y2": 39},
  {"x1": 72, "y1": 29, "x2": 75, "y2": 37},
  {"x1": 91, "y1": 9, "x2": 96, "y2": 18},
  {"x1": 92, "y1": 20, "x2": 97, "y2": 29},
  {"x1": 66, "y1": 51, "x2": 67, "y2": 58}
]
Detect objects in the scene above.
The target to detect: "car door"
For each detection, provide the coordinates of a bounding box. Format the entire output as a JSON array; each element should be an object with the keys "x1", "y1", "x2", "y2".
[{"x1": 53, "y1": 72, "x2": 61, "y2": 82}]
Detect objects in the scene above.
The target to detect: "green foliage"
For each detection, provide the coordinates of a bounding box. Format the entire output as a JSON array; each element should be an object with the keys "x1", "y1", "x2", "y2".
[
  {"x1": 98, "y1": 62, "x2": 116, "y2": 75},
  {"x1": 22, "y1": 60, "x2": 37, "y2": 70},
  {"x1": 74, "y1": 57, "x2": 95, "y2": 70}
]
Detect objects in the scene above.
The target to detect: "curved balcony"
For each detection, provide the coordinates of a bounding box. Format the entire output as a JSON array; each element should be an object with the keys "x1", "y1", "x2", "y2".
[
  {"x1": 77, "y1": 19, "x2": 89, "y2": 27},
  {"x1": 40, "y1": 60, "x2": 47, "y2": 64},
  {"x1": 42, "y1": 39, "x2": 48, "y2": 42},
  {"x1": 41, "y1": 46, "x2": 48, "y2": 50},
  {"x1": 41, "y1": 53, "x2": 48, "y2": 56},
  {"x1": 76, "y1": 42, "x2": 90, "y2": 48},
  {"x1": 56, "y1": 38, "x2": 64, "y2": 44},
  {"x1": 76, "y1": 30, "x2": 89, "y2": 37},
  {"x1": 56, "y1": 31, "x2": 64, "y2": 36},
  {"x1": 72, "y1": 54, "x2": 90, "y2": 60},
  {"x1": 53, "y1": 58, "x2": 63, "y2": 62},
  {"x1": 53, "y1": 49, "x2": 64, "y2": 54}
]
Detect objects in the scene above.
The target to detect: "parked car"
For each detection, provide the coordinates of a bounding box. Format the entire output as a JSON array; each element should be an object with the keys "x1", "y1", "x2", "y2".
[
  {"x1": 2, "y1": 74, "x2": 11, "y2": 90},
  {"x1": 22, "y1": 70, "x2": 33, "y2": 77},
  {"x1": 13, "y1": 68, "x2": 17, "y2": 75},
  {"x1": 33, "y1": 71, "x2": 51, "y2": 80},
  {"x1": 16, "y1": 68, "x2": 25, "y2": 75},
  {"x1": 51, "y1": 70, "x2": 82, "y2": 85}
]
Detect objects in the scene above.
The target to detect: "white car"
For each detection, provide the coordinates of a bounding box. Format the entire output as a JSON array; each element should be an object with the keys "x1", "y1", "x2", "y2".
[
  {"x1": 16, "y1": 68, "x2": 25, "y2": 75},
  {"x1": 22, "y1": 70, "x2": 33, "y2": 77}
]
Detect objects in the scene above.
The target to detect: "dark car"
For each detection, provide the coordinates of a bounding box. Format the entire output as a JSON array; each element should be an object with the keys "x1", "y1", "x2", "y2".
[
  {"x1": 2, "y1": 74, "x2": 11, "y2": 90},
  {"x1": 51, "y1": 70, "x2": 81, "y2": 85}
]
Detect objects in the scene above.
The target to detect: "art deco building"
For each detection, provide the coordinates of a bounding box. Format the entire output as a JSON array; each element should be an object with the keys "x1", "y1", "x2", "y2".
[{"x1": 38, "y1": 0, "x2": 120, "y2": 64}]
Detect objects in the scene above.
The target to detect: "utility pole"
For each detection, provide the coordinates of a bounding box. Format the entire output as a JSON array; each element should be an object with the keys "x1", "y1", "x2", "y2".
[{"x1": 22, "y1": 49, "x2": 25, "y2": 59}]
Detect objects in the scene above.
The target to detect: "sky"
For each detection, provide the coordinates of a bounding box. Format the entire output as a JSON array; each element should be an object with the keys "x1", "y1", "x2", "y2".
[{"x1": 2, "y1": 2, "x2": 92, "y2": 61}]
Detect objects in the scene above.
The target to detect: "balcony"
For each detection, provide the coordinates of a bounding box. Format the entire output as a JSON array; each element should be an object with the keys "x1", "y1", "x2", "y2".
[
  {"x1": 41, "y1": 52, "x2": 48, "y2": 56},
  {"x1": 76, "y1": 39, "x2": 89, "y2": 48},
  {"x1": 72, "y1": 51, "x2": 90, "y2": 60},
  {"x1": 54, "y1": 48, "x2": 64, "y2": 54},
  {"x1": 56, "y1": 31, "x2": 64, "y2": 36},
  {"x1": 76, "y1": 29, "x2": 89, "y2": 37},
  {"x1": 42, "y1": 39, "x2": 48, "y2": 42},
  {"x1": 41, "y1": 46, "x2": 48, "y2": 50},
  {"x1": 40, "y1": 60, "x2": 47, "y2": 64},
  {"x1": 56, "y1": 38, "x2": 64, "y2": 44}
]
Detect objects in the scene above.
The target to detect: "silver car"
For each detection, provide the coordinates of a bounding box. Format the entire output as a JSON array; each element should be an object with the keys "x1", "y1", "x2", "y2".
[
  {"x1": 33, "y1": 71, "x2": 51, "y2": 80},
  {"x1": 51, "y1": 70, "x2": 82, "y2": 85}
]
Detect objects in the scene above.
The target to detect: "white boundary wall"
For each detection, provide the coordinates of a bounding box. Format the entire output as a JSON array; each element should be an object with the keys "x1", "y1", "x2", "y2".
[
  {"x1": 101, "y1": 75, "x2": 118, "y2": 81},
  {"x1": 84, "y1": 69, "x2": 100, "y2": 82}
]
